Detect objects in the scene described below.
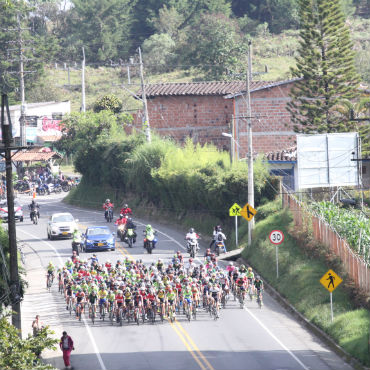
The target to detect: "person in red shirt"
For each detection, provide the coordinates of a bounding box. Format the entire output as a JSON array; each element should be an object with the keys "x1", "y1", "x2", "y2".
[
  {"x1": 120, "y1": 203, "x2": 132, "y2": 216},
  {"x1": 115, "y1": 214, "x2": 128, "y2": 226},
  {"x1": 103, "y1": 199, "x2": 114, "y2": 219}
]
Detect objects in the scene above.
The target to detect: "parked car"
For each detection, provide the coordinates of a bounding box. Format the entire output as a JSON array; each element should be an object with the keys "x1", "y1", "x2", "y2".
[
  {"x1": 82, "y1": 226, "x2": 115, "y2": 252},
  {"x1": 47, "y1": 212, "x2": 78, "y2": 240},
  {"x1": 0, "y1": 199, "x2": 24, "y2": 222}
]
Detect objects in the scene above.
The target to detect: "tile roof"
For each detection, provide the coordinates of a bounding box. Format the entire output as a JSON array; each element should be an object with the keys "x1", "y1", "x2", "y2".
[
  {"x1": 143, "y1": 80, "x2": 276, "y2": 98},
  {"x1": 12, "y1": 147, "x2": 62, "y2": 162},
  {"x1": 265, "y1": 146, "x2": 297, "y2": 161}
]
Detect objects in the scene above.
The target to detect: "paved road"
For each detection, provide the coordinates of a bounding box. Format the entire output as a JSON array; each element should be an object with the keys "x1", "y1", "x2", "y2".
[{"x1": 17, "y1": 192, "x2": 353, "y2": 370}]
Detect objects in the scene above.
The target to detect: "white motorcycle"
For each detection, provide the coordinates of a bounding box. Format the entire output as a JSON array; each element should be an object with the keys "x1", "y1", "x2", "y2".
[{"x1": 186, "y1": 237, "x2": 199, "y2": 258}]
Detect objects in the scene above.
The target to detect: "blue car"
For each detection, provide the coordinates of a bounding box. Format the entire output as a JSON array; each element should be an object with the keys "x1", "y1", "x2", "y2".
[{"x1": 82, "y1": 226, "x2": 115, "y2": 252}]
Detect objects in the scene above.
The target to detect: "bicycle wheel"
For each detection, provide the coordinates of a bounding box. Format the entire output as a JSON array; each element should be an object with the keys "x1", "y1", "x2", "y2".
[{"x1": 91, "y1": 306, "x2": 95, "y2": 324}]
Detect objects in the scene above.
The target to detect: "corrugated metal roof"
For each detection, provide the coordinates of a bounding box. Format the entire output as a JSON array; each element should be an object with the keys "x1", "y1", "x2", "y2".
[
  {"x1": 265, "y1": 146, "x2": 297, "y2": 161},
  {"x1": 143, "y1": 80, "x2": 275, "y2": 98},
  {"x1": 37, "y1": 135, "x2": 61, "y2": 142},
  {"x1": 12, "y1": 147, "x2": 62, "y2": 162}
]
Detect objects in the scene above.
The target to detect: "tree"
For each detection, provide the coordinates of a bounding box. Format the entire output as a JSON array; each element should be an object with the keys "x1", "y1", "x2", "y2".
[
  {"x1": 287, "y1": 0, "x2": 360, "y2": 134},
  {"x1": 181, "y1": 13, "x2": 244, "y2": 80},
  {"x1": 93, "y1": 94, "x2": 123, "y2": 113},
  {"x1": 0, "y1": 316, "x2": 57, "y2": 370}
]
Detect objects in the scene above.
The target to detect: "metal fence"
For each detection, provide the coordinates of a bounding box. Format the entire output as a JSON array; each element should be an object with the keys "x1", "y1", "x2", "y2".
[{"x1": 282, "y1": 189, "x2": 370, "y2": 293}]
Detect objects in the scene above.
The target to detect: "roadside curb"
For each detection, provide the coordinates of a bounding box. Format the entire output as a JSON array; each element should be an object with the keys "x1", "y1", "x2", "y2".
[{"x1": 236, "y1": 257, "x2": 369, "y2": 370}]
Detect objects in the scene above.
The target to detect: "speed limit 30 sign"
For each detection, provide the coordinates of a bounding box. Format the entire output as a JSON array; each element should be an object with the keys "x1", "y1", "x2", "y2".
[{"x1": 269, "y1": 230, "x2": 284, "y2": 245}]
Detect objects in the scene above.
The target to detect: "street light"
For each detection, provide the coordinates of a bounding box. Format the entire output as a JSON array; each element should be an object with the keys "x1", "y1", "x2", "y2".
[{"x1": 222, "y1": 132, "x2": 239, "y2": 163}]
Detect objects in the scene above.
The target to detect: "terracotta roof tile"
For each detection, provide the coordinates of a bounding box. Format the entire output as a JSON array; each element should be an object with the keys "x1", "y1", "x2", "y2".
[
  {"x1": 265, "y1": 146, "x2": 297, "y2": 161},
  {"x1": 143, "y1": 80, "x2": 275, "y2": 98},
  {"x1": 12, "y1": 147, "x2": 62, "y2": 162}
]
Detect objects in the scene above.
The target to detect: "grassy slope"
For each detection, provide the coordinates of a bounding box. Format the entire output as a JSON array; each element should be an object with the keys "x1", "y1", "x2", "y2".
[{"x1": 242, "y1": 200, "x2": 370, "y2": 366}]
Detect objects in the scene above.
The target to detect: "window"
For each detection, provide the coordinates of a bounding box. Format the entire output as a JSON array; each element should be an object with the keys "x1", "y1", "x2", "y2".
[
  {"x1": 52, "y1": 112, "x2": 63, "y2": 120},
  {"x1": 25, "y1": 116, "x2": 38, "y2": 127}
]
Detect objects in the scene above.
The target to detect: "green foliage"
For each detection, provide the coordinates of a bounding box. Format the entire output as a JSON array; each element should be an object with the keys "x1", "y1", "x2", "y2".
[
  {"x1": 0, "y1": 317, "x2": 57, "y2": 370},
  {"x1": 142, "y1": 33, "x2": 176, "y2": 73},
  {"x1": 181, "y1": 13, "x2": 245, "y2": 79},
  {"x1": 93, "y1": 94, "x2": 123, "y2": 113},
  {"x1": 287, "y1": 0, "x2": 360, "y2": 133},
  {"x1": 242, "y1": 207, "x2": 370, "y2": 365},
  {"x1": 311, "y1": 201, "x2": 370, "y2": 262}
]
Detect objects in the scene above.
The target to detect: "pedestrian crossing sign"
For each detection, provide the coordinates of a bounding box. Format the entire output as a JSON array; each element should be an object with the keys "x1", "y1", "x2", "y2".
[
  {"x1": 240, "y1": 203, "x2": 257, "y2": 221},
  {"x1": 320, "y1": 269, "x2": 342, "y2": 292},
  {"x1": 229, "y1": 203, "x2": 242, "y2": 216}
]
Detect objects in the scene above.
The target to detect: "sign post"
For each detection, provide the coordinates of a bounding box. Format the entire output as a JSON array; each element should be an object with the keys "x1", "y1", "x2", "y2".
[
  {"x1": 269, "y1": 230, "x2": 284, "y2": 279},
  {"x1": 229, "y1": 203, "x2": 242, "y2": 248},
  {"x1": 320, "y1": 269, "x2": 342, "y2": 322}
]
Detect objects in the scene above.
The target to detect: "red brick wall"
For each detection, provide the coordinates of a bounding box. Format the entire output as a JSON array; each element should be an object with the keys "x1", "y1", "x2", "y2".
[
  {"x1": 234, "y1": 84, "x2": 296, "y2": 158},
  {"x1": 133, "y1": 82, "x2": 296, "y2": 155}
]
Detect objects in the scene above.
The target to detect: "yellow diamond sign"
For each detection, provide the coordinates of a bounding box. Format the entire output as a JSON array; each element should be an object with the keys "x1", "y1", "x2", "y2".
[
  {"x1": 240, "y1": 203, "x2": 257, "y2": 221},
  {"x1": 229, "y1": 203, "x2": 242, "y2": 216},
  {"x1": 320, "y1": 269, "x2": 342, "y2": 292}
]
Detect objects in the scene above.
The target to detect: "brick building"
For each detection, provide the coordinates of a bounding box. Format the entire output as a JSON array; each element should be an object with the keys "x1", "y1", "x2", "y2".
[{"x1": 135, "y1": 79, "x2": 297, "y2": 156}]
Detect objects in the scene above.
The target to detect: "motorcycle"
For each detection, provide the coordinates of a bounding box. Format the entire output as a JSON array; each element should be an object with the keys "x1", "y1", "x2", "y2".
[
  {"x1": 105, "y1": 207, "x2": 113, "y2": 223},
  {"x1": 143, "y1": 232, "x2": 156, "y2": 254},
  {"x1": 14, "y1": 180, "x2": 31, "y2": 194},
  {"x1": 186, "y1": 237, "x2": 199, "y2": 258},
  {"x1": 61, "y1": 180, "x2": 72, "y2": 192},
  {"x1": 117, "y1": 224, "x2": 126, "y2": 241},
  {"x1": 215, "y1": 240, "x2": 226, "y2": 256},
  {"x1": 30, "y1": 209, "x2": 39, "y2": 225},
  {"x1": 124, "y1": 228, "x2": 136, "y2": 248}
]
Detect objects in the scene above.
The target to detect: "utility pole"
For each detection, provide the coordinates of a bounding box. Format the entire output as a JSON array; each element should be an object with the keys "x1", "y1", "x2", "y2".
[
  {"x1": 246, "y1": 40, "x2": 254, "y2": 247},
  {"x1": 17, "y1": 14, "x2": 26, "y2": 147},
  {"x1": 81, "y1": 47, "x2": 86, "y2": 112},
  {"x1": 138, "y1": 47, "x2": 151, "y2": 142},
  {"x1": 1, "y1": 93, "x2": 27, "y2": 334}
]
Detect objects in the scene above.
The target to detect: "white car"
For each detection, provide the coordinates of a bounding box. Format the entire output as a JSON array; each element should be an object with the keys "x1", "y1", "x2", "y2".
[
  {"x1": 0, "y1": 199, "x2": 24, "y2": 222},
  {"x1": 47, "y1": 212, "x2": 78, "y2": 240}
]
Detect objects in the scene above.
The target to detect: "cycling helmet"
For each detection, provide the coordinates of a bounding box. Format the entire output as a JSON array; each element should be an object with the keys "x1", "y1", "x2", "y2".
[
  {"x1": 248, "y1": 267, "x2": 252, "y2": 271},
  {"x1": 189, "y1": 228, "x2": 194, "y2": 233},
  {"x1": 228, "y1": 262, "x2": 233, "y2": 266},
  {"x1": 126, "y1": 287, "x2": 131, "y2": 292},
  {"x1": 127, "y1": 217, "x2": 132, "y2": 222},
  {"x1": 189, "y1": 258, "x2": 193, "y2": 262},
  {"x1": 256, "y1": 275, "x2": 260, "y2": 280}
]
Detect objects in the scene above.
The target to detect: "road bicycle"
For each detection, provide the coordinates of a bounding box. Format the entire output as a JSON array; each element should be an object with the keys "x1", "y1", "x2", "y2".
[
  {"x1": 211, "y1": 303, "x2": 219, "y2": 320},
  {"x1": 256, "y1": 289, "x2": 263, "y2": 309},
  {"x1": 89, "y1": 303, "x2": 96, "y2": 324},
  {"x1": 100, "y1": 303, "x2": 106, "y2": 321},
  {"x1": 247, "y1": 283, "x2": 254, "y2": 301},
  {"x1": 46, "y1": 273, "x2": 54, "y2": 292},
  {"x1": 76, "y1": 302, "x2": 83, "y2": 321}
]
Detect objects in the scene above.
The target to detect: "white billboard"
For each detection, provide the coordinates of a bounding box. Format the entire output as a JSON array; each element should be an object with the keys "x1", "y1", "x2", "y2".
[{"x1": 297, "y1": 133, "x2": 359, "y2": 189}]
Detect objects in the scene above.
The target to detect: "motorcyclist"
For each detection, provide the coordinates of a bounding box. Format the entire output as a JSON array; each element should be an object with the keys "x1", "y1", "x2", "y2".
[
  {"x1": 72, "y1": 229, "x2": 81, "y2": 255},
  {"x1": 115, "y1": 214, "x2": 128, "y2": 226},
  {"x1": 103, "y1": 199, "x2": 114, "y2": 219},
  {"x1": 28, "y1": 200, "x2": 40, "y2": 221},
  {"x1": 144, "y1": 224, "x2": 157, "y2": 249},
  {"x1": 210, "y1": 225, "x2": 221, "y2": 251},
  {"x1": 120, "y1": 203, "x2": 132, "y2": 216},
  {"x1": 185, "y1": 228, "x2": 200, "y2": 253},
  {"x1": 215, "y1": 228, "x2": 227, "y2": 252},
  {"x1": 125, "y1": 217, "x2": 137, "y2": 243}
]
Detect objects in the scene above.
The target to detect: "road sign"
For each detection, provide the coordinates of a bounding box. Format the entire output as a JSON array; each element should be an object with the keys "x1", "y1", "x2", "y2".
[
  {"x1": 240, "y1": 203, "x2": 257, "y2": 221},
  {"x1": 320, "y1": 269, "x2": 342, "y2": 292},
  {"x1": 229, "y1": 203, "x2": 242, "y2": 216},
  {"x1": 269, "y1": 230, "x2": 284, "y2": 245}
]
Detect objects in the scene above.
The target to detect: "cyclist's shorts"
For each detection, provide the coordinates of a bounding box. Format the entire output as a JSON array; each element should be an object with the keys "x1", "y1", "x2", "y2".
[
  {"x1": 185, "y1": 297, "x2": 192, "y2": 304},
  {"x1": 117, "y1": 301, "x2": 123, "y2": 307},
  {"x1": 248, "y1": 278, "x2": 253, "y2": 284},
  {"x1": 47, "y1": 270, "x2": 54, "y2": 275},
  {"x1": 99, "y1": 298, "x2": 106, "y2": 305},
  {"x1": 239, "y1": 286, "x2": 245, "y2": 291},
  {"x1": 168, "y1": 299, "x2": 174, "y2": 305},
  {"x1": 159, "y1": 297, "x2": 164, "y2": 304},
  {"x1": 125, "y1": 299, "x2": 131, "y2": 305}
]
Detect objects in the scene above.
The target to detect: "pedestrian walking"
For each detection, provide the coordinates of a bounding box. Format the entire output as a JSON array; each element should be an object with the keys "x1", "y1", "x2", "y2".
[
  {"x1": 60, "y1": 331, "x2": 74, "y2": 369},
  {"x1": 32, "y1": 315, "x2": 44, "y2": 337}
]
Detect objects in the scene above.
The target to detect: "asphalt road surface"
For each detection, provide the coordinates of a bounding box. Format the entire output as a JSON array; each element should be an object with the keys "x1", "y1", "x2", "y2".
[{"x1": 16, "y1": 192, "x2": 353, "y2": 370}]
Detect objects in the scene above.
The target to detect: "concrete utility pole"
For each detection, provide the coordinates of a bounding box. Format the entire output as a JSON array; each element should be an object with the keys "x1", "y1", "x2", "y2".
[
  {"x1": 81, "y1": 47, "x2": 86, "y2": 112},
  {"x1": 1, "y1": 93, "x2": 26, "y2": 334},
  {"x1": 138, "y1": 47, "x2": 151, "y2": 142},
  {"x1": 17, "y1": 14, "x2": 26, "y2": 147},
  {"x1": 246, "y1": 40, "x2": 254, "y2": 247}
]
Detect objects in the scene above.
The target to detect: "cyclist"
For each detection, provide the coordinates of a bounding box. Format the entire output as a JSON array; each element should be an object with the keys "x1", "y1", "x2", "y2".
[
  {"x1": 46, "y1": 261, "x2": 55, "y2": 287},
  {"x1": 246, "y1": 267, "x2": 255, "y2": 294},
  {"x1": 183, "y1": 285, "x2": 193, "y2": 317},
  {"x1": 98, "y1": 287, "x2": 108, "y2": 318},
  {"x1": 115, "y1": 290, "x2": 124, "y2": 322},
  {"x1": 254, "y1": 275, "x2": 264, "y2": 305},
  {"x1": 210, "y1": 283, "x2": 221, "y2": 313},
  {"x1": 75, "y1": 287, "x2": 85, "y2": 318},
  {"x1": 87, "y1": 290, "x2": 98, "y2": 318},
  {"x1": 235, "y1": 273, "x2": 247, "y2": 303},
  {"x1": 166, "y1": 287, "x2": 176, "y2": 318}
]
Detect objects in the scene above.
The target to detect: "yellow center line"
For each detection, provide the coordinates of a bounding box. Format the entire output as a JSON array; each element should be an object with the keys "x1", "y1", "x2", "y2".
[
  {"x1": 175, "y1": 319, "x2": 215, "y2": 370},
  {"x1": 118, "y1": 242, "x2": 213, "y2": 370},
  {"x1": 169, "y1": 320, "x2": 207, "y2": 370}
]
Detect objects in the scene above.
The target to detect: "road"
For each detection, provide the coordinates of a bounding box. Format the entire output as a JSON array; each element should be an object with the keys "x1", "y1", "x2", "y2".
[{"x1": 16, "y1": 192, "x2": 352, "y2": 370}]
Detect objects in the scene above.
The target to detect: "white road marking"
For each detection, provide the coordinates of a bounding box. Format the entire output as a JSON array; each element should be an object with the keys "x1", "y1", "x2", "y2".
[
  {"x1": 17, "y1": 227, "x2": 107, "y2": 370},
  {"x1": 244, "y1": 306, "x2": 310, "y2": 370}
]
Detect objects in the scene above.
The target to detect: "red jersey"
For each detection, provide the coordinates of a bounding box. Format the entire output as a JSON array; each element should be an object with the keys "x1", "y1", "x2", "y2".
[
  {"x1": 115, "y1": 217, "x2": 127, "y2": 226},
  {"x1": 120, "y1": 207, "x2": 132, "y2": 215},
  {"x1": 115, "y1": 294, "x2": 124, "y2": 303},
  {"x1": 103, "y1": 202, "x2": 114, "y2": 210},
  {"x1": 147, "y1": 293, "x2": 156, "y2": 301}
]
